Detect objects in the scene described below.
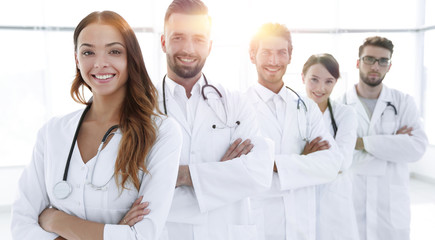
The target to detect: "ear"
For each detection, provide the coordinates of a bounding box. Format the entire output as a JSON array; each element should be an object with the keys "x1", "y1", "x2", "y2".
[
  {"x1": 356, "y1": 59, "x2": 360, "y2": 69},
  {"x1": 249, "y1": 50, "x2": 256, "y2": 64},
  {"x1": 161, "y1": 34, "x2": 167, "y2": 53},
  {"x1": 301, "y1": 73, "x2": 305, "y2": 84},
  {"x1": 75, "y1": 52, "x2": 80, "y2": 70},
  {"x1": 387, "y1": 63, "x2": 392, "y2": 72}
]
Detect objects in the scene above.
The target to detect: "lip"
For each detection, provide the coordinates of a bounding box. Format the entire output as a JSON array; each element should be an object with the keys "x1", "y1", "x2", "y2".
[
  {"x1": 264, "y1": 66, "x2": 281, "y2": 74},
  {"x1": 312, "y1": 92, "x2": 325, "y2": 98},
  {"x1": 176, "y1": 56, "x2": 197, "y2": 65},
  {"x1": 92, "y1": 73, "x2": 116, "y2": 83}
]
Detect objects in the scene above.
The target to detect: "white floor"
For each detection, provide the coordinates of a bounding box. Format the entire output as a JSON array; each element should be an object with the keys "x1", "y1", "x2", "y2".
[{"x1": 1, "y1": 178, "x2": 434, "y2": 239}]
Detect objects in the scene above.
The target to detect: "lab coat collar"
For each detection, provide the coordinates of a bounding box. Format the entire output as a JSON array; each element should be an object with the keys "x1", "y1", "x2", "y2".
[
  {"x1": 254, "y1": 82, "x2": 288, "y2": 103},
  {"x1": 165, "y1": 75, "x2": 206, "y2": 98}
]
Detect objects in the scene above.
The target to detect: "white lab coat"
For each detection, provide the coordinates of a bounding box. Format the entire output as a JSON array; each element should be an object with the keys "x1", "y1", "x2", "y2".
[
  {"x1": 11, "y1": 109, "x2": 182, "y2": 240},
  {"x1": 157, "y1": 77, "x2": 274, "y2": 240},
  {"x1": 316, "y1": 102, "x2": 359, "y2": 240},
  {"x1": 245, "y1": 84, "x2": 343, "y2": 240},
  {"x1": 338, "y1": 84, "x2": 428, "y2": 240}
]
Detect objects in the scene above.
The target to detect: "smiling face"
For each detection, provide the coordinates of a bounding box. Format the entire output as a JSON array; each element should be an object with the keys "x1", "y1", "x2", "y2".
[
  {"x1": 75, "y1": 23, "x2": 128, "y2": 99},
  {"x1": 250, "y1": 36, "x2": 291, "y2": 93},
  {"x1": 303, "y1": 63, "x2": 337, "y2": 108},
  {"x1": 161, "y1": 13, "x2": 212, "y2": 83}
]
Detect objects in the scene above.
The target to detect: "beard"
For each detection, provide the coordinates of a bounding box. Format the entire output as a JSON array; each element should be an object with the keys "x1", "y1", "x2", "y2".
[
  {"x1": 359, "y1": 70, "x2": 386, "y2": 87},
  {"x1": 167, "y1": 53, "x2": 206, "y2": 79}
]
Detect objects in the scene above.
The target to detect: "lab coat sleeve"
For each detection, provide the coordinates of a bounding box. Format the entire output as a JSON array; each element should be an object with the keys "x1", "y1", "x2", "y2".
[
  {"x1": 363, "y1": 96, "x2": 428, "y2": 163},
  {"x1": 189, "y1": 93, "x2": 274, "y2": 213},
  {"x1": 11, "y1": 124, "x2": 60, "y2": 239},
  {"x1": 275, "y1": 100, "x2": 343, "y2": 190},
  {"x1": 334, "y1": 105, "x2": 358, "y2": 170},
  {"x1": 104, "y1": 117, "x2": 182, "y2": 240}
]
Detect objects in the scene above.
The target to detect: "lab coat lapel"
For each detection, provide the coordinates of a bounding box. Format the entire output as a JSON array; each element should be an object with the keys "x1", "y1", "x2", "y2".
[
  {"x1": 346, "y1": 86, "x2": 370, "y2": 128},
  {"x1": 369, "y1": 86, "x2": 393, "y2": 133},
  {"x1": 249, "y1": 87, "x2": 282, "y2": 133},
  {"x1": 192, "y1": 97, "x2": 210, "y2": 137},
  {"x1": 158, "y1": 86, "x2": 192, "y2": 136}
]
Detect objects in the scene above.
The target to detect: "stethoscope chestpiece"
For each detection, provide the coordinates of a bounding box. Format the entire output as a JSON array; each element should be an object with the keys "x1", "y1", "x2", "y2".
[{"x1": 53, "y1": 180, "x2": 72, "y2": 199}]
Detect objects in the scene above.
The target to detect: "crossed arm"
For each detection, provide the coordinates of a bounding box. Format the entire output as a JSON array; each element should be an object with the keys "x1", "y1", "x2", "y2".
[
  {"x1": 355, "y1": 125, "x2": 413, "y2": 150},
  {"x1": 176, "y1": 138, "x2": 254, "y2": 187}
]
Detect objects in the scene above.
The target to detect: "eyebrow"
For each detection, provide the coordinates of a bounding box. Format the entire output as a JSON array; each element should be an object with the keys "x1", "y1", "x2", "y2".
[{"x1": 79, "y1": 42, "x2": 125, "y2": 48}]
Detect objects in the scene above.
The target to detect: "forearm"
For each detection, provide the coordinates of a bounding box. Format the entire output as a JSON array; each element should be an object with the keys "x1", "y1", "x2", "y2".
[
  {"x1": 44, "y1": 210, "x2": 104, "y2": 240},
  {"x1": 176, "y1": 165, "x2": 192, "y2": 187}
]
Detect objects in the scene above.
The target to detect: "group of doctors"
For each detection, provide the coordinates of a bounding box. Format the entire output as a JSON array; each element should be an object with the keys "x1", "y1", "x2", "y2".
[{"x1": 11, "y1": 0, "x2": 428, "y2": 239}]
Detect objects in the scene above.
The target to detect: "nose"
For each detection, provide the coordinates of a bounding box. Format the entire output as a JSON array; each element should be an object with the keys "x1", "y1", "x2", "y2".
[
  {"x1": 268, "y1": 53, "x2": 278, "y2": 65},
  {"x1": 182, "y1": 38, "x2": 195, "y2": 54},
  {"x1": 93, "y1": 55, "x2": 109, "y2": 68},
  {"x1": 370, "y1": 61, "x2": 380, "y2": 71}
]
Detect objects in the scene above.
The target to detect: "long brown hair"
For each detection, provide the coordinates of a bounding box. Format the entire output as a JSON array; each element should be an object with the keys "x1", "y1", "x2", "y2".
[{"x1": 71, "y1": 11, "x2": 160, "y2": 190}]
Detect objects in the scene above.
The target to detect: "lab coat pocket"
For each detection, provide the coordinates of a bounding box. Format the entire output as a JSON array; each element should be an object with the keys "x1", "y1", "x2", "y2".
[
  {"x1": 389, "y1": 185, "x2": 410, "y2": 229},
  {"x1": 228, "y1": 224, "x2": 259, "y2": 240},
  {"x1": 211, "y1": 128, "x2": 231, "y2": 162}
]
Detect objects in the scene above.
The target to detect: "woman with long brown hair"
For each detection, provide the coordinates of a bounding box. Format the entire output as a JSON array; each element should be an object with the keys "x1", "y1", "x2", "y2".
[{"x1": 11, "y1": 11, "x2": 182, "y2": 239}]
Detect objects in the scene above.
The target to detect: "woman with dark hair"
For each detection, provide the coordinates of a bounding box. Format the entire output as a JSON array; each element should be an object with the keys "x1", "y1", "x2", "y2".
[
  {"x1": 302, "y1": 54, "x2": 359, "y2": 240},
  {"x1": 11, "y1": 11, "x2": 182, "y2": 239}
]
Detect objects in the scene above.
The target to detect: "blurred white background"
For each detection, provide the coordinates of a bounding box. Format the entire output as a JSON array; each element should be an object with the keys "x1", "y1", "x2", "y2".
[{"x1": 0, "y1": 0, "x2": 434, "y2": 239}]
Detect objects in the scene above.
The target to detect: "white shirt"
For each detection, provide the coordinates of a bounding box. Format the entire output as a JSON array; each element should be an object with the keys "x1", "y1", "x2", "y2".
[
  {"x1": 158, "y1": 76, "x2": 274, "y2": 240},
  {"x1": 246, "y1": 84, "x2": 343, "y2": 240},
  {"x1": 339, "y1": 84, "x2": 428, "y2": 240},
  {"x1": 11, "y1": 109, "x2": 182, "y2": 240},
  {"x1": 165, "y1": 76, "x2": 203, "y2": 130}
]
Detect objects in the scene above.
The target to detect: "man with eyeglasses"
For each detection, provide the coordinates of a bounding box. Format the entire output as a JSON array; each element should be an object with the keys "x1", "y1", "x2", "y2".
[{"x1": 339, "y1": 36, "x2": 428, "y2": 240}]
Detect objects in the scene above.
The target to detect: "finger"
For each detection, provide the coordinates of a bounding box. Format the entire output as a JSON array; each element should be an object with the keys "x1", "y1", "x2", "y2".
[
  {"x1": 232, "y1": 139, "x2": 251, "y2": 158},
  {"x1": 309, "y1": 137, "x2": 322, "y2": 145},
  {"x1": 236, "y1": 143, "x2": 254, "y2": 158},
  {"x1": 132, "y1": 196, "x2": 144, "y2": 207},
  {"x1": 223, "y1": 138, "x2": 242, "y2": 159},
  {"x1": 122, "y1": 202, "x2": 150, "y2": 226},
  {"x1": 316, "y1": 140, "x2": 330, "y2": 149}
]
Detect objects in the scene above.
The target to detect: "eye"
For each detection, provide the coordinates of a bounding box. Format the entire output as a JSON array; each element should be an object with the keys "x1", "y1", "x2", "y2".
[
  {"x1": 109, "y1": 49, "x2": 122, "y2": 55},
  {"x1": 82, "y1": 50, "x2": 94, "y2": 56},
  {"x1": 310, "y1": 77, "x2": 318, "y2": 82},
  {"x1": 172, "y1": 36, "x2": 182, "y2": 41}
]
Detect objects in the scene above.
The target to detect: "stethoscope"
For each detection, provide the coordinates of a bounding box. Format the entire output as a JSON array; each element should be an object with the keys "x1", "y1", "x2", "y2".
[
  {"x1": 380, "y1": 101, "x2": 398, "y2": 135},
  {"x1": 285, "y1": 86, "x2": 310, "y2": 142},
  {"x1": 53, "y1": 102, "x2": 119, "y2": 200},
  {"x1": 162, "y1": 74, "x2": 240, "y2": 129}
]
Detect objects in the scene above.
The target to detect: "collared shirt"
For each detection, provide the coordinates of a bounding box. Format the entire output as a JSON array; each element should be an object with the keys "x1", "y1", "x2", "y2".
[
  {"x1": 254, "y1": 83, "x2": 287, "y2": 128},
  {"x1": 165, "y1": 76, "x2": 206, "y2": 130}
]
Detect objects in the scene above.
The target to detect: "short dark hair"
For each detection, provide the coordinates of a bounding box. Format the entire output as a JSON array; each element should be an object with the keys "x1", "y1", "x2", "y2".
[
  {"x1": 358, "y1": 36, "x2": 394, "y2": 58},
  {"x1": 164, "y1": 0, "x2": 211, "y2": 28},
  {"x1": 302, "y1": 53, "x2": 340, "y2": 79},
  {"x1": 250, "y1": 23, "x2": 293, "y2": 56}
]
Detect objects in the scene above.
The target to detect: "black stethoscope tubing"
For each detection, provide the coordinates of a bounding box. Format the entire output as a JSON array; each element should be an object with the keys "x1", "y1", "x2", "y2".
[
  {"x1": 62, "y1": 102, "x2": 119, "y2": 182},
  {"x1": 162, "y1": 74, "x2": 222, "y2": 115}
]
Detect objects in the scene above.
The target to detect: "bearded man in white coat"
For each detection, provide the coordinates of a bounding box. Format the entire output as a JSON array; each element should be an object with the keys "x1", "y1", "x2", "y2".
[
  {"x1": 339, "y1": 36, "x2": 428, "y2": 240},
  {"x1": 157, "y1": 1, "x2": 274, "y2": 239},
  {"x1": 245, "y1": 23, "x2": 344, "y2": 240}
]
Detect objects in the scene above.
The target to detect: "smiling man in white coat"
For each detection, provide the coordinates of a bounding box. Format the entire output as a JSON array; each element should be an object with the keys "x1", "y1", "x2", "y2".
[
  {"x1": 157, "y1": 0, "x2": 274, "y2": 239},
  {"x1": 245, "y1": 23, "x2": 344, "y2": 240},
  {"x1": 339, "y1": 36, "x2": 428, "y2": 240}
]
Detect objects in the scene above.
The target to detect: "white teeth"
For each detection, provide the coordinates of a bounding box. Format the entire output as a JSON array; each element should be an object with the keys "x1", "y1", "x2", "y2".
[
  {"x1": 180, "y1": 58, "x2": 194, "y2": 62},
  {"x1": 95, "y1": 74, "x2": 115, "y2": 80},
  {"x1": 266, "y1": 67, "x2": 279, "y2": 72}
]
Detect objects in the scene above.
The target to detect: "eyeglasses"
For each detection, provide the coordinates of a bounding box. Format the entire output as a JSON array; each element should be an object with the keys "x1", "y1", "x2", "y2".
[{"x1": 360, "y1": 56, "x2": 391, "y2": 67}]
